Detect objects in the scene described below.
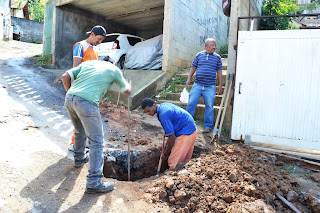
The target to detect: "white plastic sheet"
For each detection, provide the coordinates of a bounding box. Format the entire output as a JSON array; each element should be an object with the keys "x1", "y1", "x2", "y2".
[{"x1": 125, "y1": 34, "x2": 163, "y2": 70}]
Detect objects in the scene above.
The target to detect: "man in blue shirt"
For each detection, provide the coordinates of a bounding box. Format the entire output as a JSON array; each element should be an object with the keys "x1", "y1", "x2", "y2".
[
  {"x1": 141, "y1": 98, "x2": 197, "y2": 170},
  {"x1": 186, "y1": 38, "x2": 223, "y2": 133}
]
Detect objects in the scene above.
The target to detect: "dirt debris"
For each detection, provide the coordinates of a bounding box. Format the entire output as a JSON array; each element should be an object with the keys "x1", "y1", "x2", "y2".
[{"x1": 142, "y1": 144, "x2": 315, "y2": 213}]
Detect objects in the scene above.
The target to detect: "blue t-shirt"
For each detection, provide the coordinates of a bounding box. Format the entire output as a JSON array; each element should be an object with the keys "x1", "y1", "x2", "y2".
[
  {"x1": 157, "y1": 103, "x2": 196, "y2": 137},
  {"x1": 192, "y1": 51, "x2": 223, "y2": 86}
]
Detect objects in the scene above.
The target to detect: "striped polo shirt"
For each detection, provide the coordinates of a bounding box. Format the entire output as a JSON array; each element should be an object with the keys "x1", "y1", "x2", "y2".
[{"x1": 192, "y1": 51, "x2": 223, "y2": 86}]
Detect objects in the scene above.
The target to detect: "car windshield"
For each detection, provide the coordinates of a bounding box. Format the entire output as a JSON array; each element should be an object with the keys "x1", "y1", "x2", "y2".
[{"x1": 102, "y1": 35, "x2": 119, "y2": 43}]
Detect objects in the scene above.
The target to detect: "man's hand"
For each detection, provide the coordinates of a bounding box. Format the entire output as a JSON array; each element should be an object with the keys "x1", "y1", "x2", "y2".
[
  {"x1": 186, "y1": 66, "x2": 196, "y2": 91},
  {"x1": 217, "y1": 84, "x2": 222, "y2": 95},
  {"x1": 161, "y1": 152, "x2": 169, "y2": 161},
  {"x1": 124, "y1": 84, "x2": 132, "y2": 95}
]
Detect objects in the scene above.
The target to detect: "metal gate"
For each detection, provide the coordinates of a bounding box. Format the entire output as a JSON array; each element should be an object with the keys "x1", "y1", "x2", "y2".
[{"x1": 231, "y1": 29, "x2": 320, "y2": 151}]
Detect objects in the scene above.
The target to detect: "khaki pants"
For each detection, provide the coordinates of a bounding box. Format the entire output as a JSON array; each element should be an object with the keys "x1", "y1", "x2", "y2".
[{"x1": 168, "y1": 130, "x2": 197, "y2": 169}]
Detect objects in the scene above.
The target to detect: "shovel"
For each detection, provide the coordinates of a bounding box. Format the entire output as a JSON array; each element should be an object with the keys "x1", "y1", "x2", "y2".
[{"x1": 156, "y1": 134, "x2": 166, "y2": 177}]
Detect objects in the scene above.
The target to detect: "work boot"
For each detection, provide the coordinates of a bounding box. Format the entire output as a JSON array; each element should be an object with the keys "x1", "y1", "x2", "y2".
[
  {"x1": 74, "y1": 155, "x2": 89, "y2": 167},
  {"x1": 85, "y1": 182, "x2": 114, "y2": 194}
]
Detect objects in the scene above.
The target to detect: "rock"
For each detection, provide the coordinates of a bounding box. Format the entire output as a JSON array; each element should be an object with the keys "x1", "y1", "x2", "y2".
[
  {"x1": 169, "y1": 196, "x2": 176, "y2": 203},
  {"x1": 265, "y1": 192, "x2": 274, "y2": 205},
  {"x1": 306, "y1": 189, "x2": 320, "y2": 213},
  {"x1": 287, "y1": 190, "x2": 298, "y2": 202},
  {"x1": 244, "y1": 185, "x2": 256, "y2": 197},
  {"x1": 268, "y1": 155, "x2": 277, "y2": 164},
  {"x1": 174, "y1": 190, "x2": 187, "y2": 201},
  {"x1": 311, "y1": 173, "x2": 320, "y2": 182},
  {"x1": 298, "y1": 192, "x2": 307, "y2": 205},
  {"x1": 214, "y1": 150, "x2": 226, "y2": 155},
  {"x1": 226, "y1": 199, "x2": 276, "y2": 213},
  {"x1": 159, "y1": 189, "x2": 167, "y2": 198},
  {"x1": 223, "y1": 193, "x2": 232, "y2": 203},
  {"x1": 228, "y1": 172, "x2": 238, "y2": 183},
  {"x1": 257, "y1": 157, "x2": 263, "y2": 163},
  {"x1": 165, "y1": 179, "x2": 175, "y2": 190}
]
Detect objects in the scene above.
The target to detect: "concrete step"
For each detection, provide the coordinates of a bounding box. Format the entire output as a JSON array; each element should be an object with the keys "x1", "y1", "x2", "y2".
[
  {"x1": 157, "y1": 100, "x2": 222, "y2": 121},
  {"x1": 174, "y1": 84, "x2": 225, "y2": 93},
  {"x1": 165, "y1": 93, "x2": 223, "y2": 106},
  {"x1": 176, "y1": 70, "x2": 227, "y2": 86}
]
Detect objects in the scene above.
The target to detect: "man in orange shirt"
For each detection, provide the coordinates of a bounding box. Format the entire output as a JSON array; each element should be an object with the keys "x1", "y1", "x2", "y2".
[{"x1": 69, "y1": 25, "x2": 106, "y2": 151}]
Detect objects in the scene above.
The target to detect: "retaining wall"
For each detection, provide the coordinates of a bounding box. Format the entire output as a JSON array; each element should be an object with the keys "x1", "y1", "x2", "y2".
[{"x1": 11, "y1": 16, "x2": 43, "y2": 43}]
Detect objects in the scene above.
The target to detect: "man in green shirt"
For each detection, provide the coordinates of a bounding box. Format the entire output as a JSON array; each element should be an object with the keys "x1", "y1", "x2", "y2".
[{"x1": 62, "y1": 59, "x2": 131, "y2": 194}]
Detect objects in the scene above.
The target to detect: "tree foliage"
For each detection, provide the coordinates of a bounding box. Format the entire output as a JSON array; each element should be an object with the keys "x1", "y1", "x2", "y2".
[
  {"x1": 259, "y1": 0, "x2": 298, "y2": 30},
  {"x1": 28, "y1": 0, "x2": 45, "y2": 23}
]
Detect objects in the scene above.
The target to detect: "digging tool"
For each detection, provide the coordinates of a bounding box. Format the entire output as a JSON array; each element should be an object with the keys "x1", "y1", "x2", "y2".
[
  {"x1": 127, "y1": 80, "x2": 131, "y2": 181},
  {"x1": 156, "y1": 134, "x2": 166, "y2": 177},
  {"x1": 212, "y1": 74, "x2": 234, "y2": 144}
]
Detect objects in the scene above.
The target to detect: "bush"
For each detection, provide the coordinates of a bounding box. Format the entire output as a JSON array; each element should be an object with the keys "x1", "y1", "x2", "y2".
[{"x1": 259, "y1": 0, "x2": 298, "y2": 30}]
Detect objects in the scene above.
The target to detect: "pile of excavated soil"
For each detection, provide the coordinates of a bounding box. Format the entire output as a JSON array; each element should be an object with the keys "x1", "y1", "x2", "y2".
[{"x1": 142, "y1": 144, "x2": 312, "y2": 213}]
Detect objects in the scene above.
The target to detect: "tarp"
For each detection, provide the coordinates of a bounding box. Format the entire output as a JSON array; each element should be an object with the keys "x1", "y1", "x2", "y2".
[{"x1": 125, "y1": 34, "x2": 163, "y2": 70}]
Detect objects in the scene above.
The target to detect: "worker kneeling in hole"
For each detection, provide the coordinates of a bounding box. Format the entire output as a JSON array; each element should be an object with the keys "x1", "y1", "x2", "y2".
[{"x1": 141, "y1": 98, "x2": 197, "y2": 170}]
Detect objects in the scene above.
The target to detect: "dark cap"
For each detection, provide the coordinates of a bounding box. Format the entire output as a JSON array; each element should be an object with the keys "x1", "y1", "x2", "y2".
[{"x1": 87, "y1": 25, "x2": 106, "y2": 36}]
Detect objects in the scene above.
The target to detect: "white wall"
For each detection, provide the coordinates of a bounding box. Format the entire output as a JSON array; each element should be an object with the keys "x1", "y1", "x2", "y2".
[
  {"x1": 163, "y1": 0, "x2": 229, "y2": 74},
  {"x1": 0, "y1": 7, "x2": 3, "y2": 40},
  {"x1": 2, "y1": 0, "x2": 11, "y2": 38}
]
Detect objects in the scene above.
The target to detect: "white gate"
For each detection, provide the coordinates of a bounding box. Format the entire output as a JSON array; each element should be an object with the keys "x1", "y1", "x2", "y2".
[{"x1": 231, "y1": 29, "x2": 320, "y2": 151}]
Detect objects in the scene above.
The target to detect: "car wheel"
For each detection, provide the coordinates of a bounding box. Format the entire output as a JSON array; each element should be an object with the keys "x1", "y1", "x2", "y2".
[{"x1": 119, "y1": 55, "x2": 125, "y2": 69}]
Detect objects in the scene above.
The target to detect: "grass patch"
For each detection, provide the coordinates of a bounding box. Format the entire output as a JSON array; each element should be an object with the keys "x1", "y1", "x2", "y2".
[{"x1": 33, "y1": 54, "x2": 51, "y2": 67}]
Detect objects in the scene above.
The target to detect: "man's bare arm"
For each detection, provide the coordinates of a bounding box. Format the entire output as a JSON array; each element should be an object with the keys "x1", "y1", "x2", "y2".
[{"x1": 62, "y1": 72, "x2": 71, "y2": 92}]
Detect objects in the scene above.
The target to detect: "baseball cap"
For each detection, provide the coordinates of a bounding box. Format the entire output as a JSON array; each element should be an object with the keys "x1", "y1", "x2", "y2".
[{"x1": 87, "y1": 25, "x2": 106, "y2": 36}]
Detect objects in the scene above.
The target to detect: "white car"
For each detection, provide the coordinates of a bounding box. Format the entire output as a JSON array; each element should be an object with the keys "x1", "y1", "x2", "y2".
[
  {"x1": 12, "y1": 24, "x2": 23, "y2": 41},
  {"x1": 97, "y1": 33, "x2": 144, "y2": 68}
]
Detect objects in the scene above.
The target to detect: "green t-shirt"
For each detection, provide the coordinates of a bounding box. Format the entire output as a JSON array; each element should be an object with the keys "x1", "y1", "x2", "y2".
[{"x1": 67, "y1": 60, "x2": 128, "y2": 106}]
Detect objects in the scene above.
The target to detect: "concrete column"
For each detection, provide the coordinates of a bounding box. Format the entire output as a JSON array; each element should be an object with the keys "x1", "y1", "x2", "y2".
[{"x1": 224, "y1": 0, "x2": 262, "y2": 132}]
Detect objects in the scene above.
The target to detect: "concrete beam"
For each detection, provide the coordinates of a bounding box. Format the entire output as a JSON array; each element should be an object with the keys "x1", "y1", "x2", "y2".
[{"x1": 56, "y1": 0, "x2": 75, "y2": 7}]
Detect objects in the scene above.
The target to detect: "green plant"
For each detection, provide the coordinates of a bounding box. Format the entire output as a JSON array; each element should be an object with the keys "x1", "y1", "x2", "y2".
[
  {"x1": 157, "y1": 76, "x2": 187, "y2": 99},
  {"x1": 28, "y1": 0, "x2": 45, "y2": 23},
  {"x1": 219, "y1": 44, "x2": 228, "y2": 58},
  {"x1": 33, "y1": 54, "x2": 50, "y2": 66},
  {"x1": 259, "y1": 0, "x2": 298, "y2": 30}
]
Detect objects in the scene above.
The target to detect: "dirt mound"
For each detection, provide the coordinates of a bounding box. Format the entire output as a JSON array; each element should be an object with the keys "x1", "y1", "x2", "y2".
[{"x1": 143, "y1": 144, "x2": 308, "y2": 213}]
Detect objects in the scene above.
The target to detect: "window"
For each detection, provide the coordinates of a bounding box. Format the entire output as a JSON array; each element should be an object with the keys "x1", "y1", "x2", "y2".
[
  {"x1": 127, "y1": 37, "x2": 142, "y2": 46},
  {"x1": 102, "y1": 35, "x2": 119, "y2": 43}
]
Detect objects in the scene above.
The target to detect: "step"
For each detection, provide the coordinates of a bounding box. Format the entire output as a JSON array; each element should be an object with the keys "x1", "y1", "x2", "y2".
[
  {"x1": 157, "y1": 100, "x2": 222, "y2": 121},
  {"x1": 176, "y1": 70, "x2": 227, "y2": 86},
  {"x1": 164, "y1": 93, "x2": 222, "y2": 106},
  {"x1": 174, "y1": 85, "x2": 225, "y2": 94}
]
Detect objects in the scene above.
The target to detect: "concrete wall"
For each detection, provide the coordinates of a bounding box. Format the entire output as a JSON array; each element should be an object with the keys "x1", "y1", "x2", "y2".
[
  {"x1": 0, "y1": 7, "x2": 3, "y2": 40},
  {"x1": 11, "y1": 16, "x2": 43, "y2": 43},
  {"x1": 2, "y1": 0, "x2": 11, "y2": 39},
  {"x1": 53, "y1": 4, "x2": 137, "y2": 69},
  {"x1": 163, "y1": 0, "x2": 229, "y2": 75}
]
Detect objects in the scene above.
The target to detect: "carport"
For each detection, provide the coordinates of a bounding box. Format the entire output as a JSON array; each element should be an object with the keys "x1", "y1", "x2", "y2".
[{"x1": 43, "y1": 0, "x2": 229, "y2": 108}]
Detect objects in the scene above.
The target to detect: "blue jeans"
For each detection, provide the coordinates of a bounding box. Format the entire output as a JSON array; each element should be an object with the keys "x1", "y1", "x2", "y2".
[
  {"x1": 64, "y1": 95, "x2": 104, "y2": 188},
  {"x1": 186, "y1": 82, "x2": 216, "y2": 129}
]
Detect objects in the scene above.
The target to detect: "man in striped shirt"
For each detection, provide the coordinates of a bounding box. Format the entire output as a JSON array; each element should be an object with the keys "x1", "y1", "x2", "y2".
[{"x1": 186, "y1": 38, "x2": 223, "y2": 133}]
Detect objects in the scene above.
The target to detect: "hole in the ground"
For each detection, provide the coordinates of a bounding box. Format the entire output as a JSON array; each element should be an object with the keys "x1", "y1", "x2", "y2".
[{"x1": 103, "y1": 147, "x2": 168, "y2": 181}]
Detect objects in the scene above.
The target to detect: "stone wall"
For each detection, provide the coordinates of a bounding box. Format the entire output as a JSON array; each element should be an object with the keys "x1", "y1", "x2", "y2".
[
  {"x1": 163, "y1": 0, "x2": 229, "y2": 75},
  {"x1": 11, "y1": 16, "x2": 43, "y2": 43}
]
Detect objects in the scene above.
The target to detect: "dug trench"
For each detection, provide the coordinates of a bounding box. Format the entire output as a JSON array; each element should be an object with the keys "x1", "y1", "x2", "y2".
[
  {"x1": 100, "y1": 102, "x2": 209, "y2": 181},
  {"x1": 99, "y1": 102, "x2": 320, "y2": 212}
]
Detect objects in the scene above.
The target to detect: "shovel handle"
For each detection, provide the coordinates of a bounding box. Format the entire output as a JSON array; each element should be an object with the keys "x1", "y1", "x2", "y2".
[{"x1": 157, "y1": 157, "x2": 162, "y2": 174}]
